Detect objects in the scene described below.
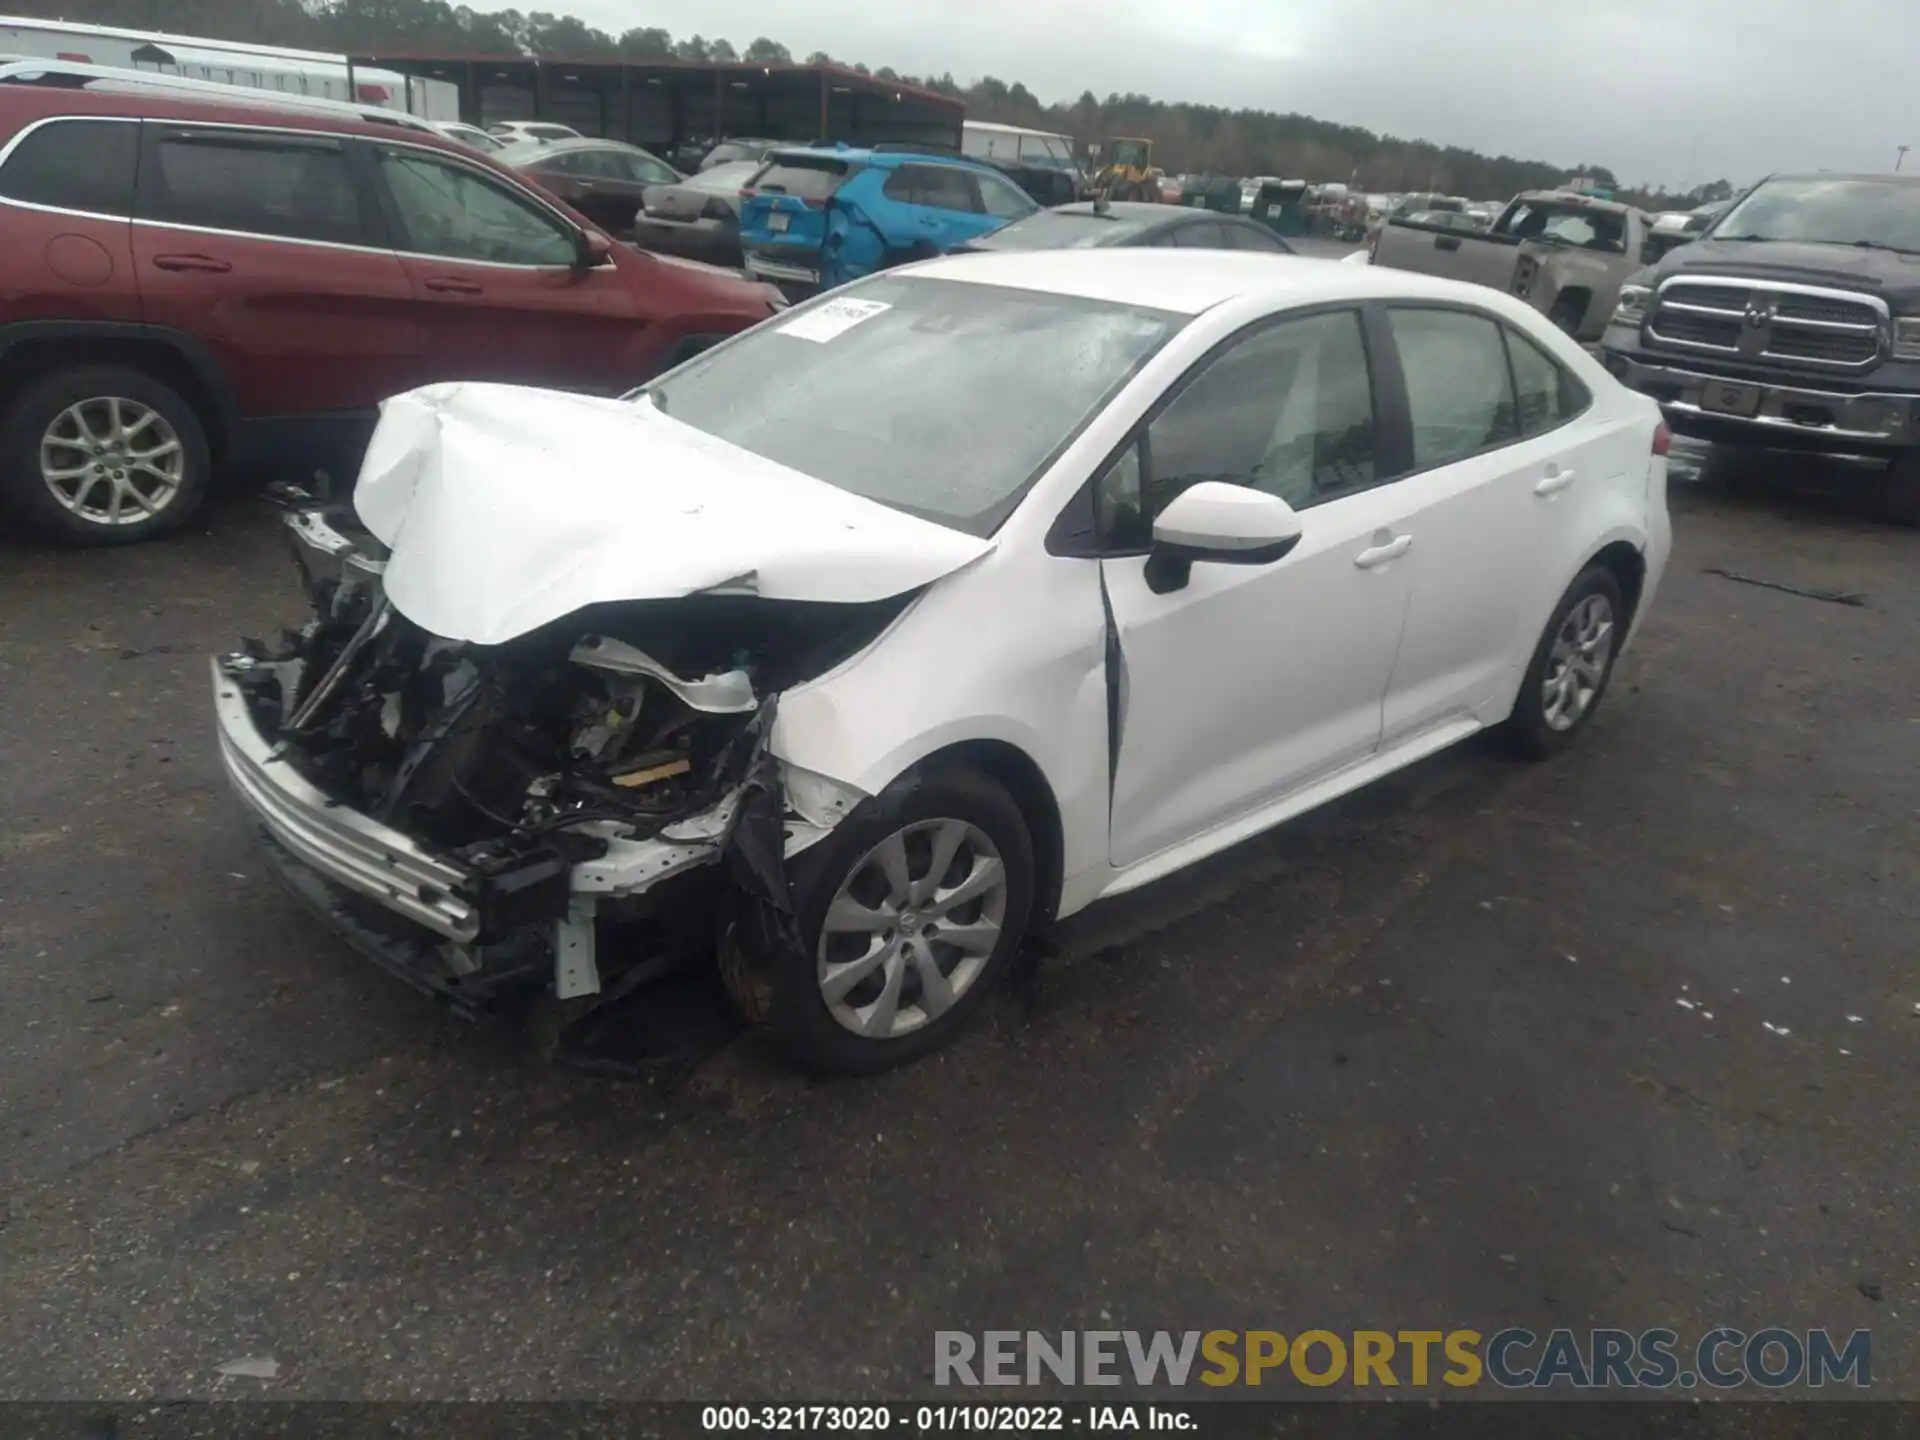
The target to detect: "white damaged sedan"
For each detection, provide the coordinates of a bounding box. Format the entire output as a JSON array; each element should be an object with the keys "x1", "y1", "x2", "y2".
[{"x1": 213, "y1": 250, "x2": 1671, "y2": 1072}]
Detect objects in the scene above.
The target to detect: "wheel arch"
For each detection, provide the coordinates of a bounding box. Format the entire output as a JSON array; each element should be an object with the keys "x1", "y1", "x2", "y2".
[
  {"x1": 0, "y1": 322, "x2": 237, "y2": 459},
  {"x1": 893, "y1": 738, "x2": 1066, "y2": 929}
]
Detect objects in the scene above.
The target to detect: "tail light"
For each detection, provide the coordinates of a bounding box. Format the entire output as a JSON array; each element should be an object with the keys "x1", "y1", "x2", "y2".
[
  {"x1": 1652, "y1": 422, "x2": 1672, "y2": 457},
  {"x1": 738, "y1": 188, "x2": 756, "y2": 199},
  {"x1": 801, "y1": 197, "x2": 826, "y2": 210}
]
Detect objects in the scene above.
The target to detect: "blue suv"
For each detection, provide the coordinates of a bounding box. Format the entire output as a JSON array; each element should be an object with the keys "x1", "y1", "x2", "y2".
[{"x1": 738, "y1": 145, "x2": 1039, "y2": 298}]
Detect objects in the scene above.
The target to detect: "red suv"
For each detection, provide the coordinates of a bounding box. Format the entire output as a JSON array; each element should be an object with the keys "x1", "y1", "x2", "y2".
[{"x1": 0, "y1": 73, "x2": 785, "y2": 545}]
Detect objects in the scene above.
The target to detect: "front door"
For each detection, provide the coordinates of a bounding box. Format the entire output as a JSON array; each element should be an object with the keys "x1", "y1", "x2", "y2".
[
  {"x1": 1099, "y1": 309, "x2": 1417, "y2": 869},
  {"x1": 368, "y1": 144, "x2": 644, "y2": 394}
]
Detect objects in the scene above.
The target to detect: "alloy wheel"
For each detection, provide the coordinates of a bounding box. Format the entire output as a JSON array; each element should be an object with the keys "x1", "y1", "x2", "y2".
[
  {"x1": 815, "y1": 818, "x2": 1008, "y2": 1040},
  {"x1": 1542, "y1": 592, "x2": 1615, "y2": 731},
  {"x1": 41, "y1": 396, "x2": 186, "y2": 527}
]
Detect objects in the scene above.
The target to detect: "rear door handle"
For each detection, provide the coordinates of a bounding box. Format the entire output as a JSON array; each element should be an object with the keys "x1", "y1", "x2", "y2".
[
  {"x1": 1354, "y1": 534, "x2": 1413, "y2": 568},
  {"x1": 1534, "y1": 468, "x2": 1577, "y2": 496},
  {"x1": 152, "y1": 253, "x2": 231, "y2": 273},
  {"x1": 424, "y1": 277, "x2": 483, "y2": 295}
]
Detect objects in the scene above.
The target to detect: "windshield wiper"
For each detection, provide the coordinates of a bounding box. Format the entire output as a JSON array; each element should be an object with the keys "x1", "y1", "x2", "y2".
[
  {"x1": 1711, "y1": 234, "x2": 1774, "y2": 242},
  {"x1": 1845, "y1": 238, "x2": 1920, "y2": 256}
]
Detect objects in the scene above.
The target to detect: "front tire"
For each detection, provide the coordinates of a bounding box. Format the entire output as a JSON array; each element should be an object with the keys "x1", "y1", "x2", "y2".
[
  {"x1": 726, "y1": 765, "x2": 1036, "y2": 1074},
  {"x1": 0, "y1": 365, "x2": 211, "y2": 546},
  {"x1": 1506, "y1": 565, "x2": 1625, "y2": 760}
]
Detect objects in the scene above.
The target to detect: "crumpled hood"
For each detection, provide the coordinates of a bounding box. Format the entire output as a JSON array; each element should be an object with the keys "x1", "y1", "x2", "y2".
[{"x1": 354, "y1": 382, "x2": 994, "y2": 646}]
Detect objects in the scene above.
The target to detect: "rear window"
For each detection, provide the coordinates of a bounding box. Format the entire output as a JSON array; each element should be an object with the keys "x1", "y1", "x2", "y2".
[
  {"x1": 0, "y1": 118, "x2": 138, "y2": 217},
  {"x1": 749, "y1": 156, "x2": 853, "y2": 202},
  {"x1": 141, "y1": 130, "x2": 374, "y2": 246}
]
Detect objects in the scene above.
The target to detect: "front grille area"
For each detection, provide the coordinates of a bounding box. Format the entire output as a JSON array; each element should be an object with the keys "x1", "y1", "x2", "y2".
[
  {"x1": 1648, "y1": 279, "x2": 1884, "y2": 371},
  {"x1": 1777, "y1": 293, "x2": 1880, "y2": 326},
  {"x1": 1765, "y1": 327, "x2": 1881, "y2": 365},
  {"x1": 1653, "y1": 311, "x2": 1740, "y2": 349}
]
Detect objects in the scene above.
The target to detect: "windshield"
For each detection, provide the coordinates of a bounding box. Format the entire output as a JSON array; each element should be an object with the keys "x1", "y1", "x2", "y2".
[
  {"x1": 1711, "y1": 177, "x2": 1920, "y2": 250},
  {"x1": 967, "y1": 209, "x2": 1144, "y2": 250},
  {"x1": 640, "y1": 275, "x2": 1185, "y2": 536}
]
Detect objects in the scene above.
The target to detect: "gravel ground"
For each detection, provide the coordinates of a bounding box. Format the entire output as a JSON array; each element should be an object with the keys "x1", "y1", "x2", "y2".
[{"x1": 0, "y1": 446, "x2": 1913, "y2": 1401}]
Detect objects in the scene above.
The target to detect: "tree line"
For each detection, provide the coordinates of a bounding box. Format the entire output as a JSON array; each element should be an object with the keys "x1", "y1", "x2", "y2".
[{"x1": 12, "y1": 0, "x2": 1732, "y2": 207}]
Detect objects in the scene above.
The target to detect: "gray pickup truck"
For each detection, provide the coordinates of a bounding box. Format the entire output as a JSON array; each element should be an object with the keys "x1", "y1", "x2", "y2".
[
  {"x1": 1369, "y1": 189, "x2": 1652, "y2": 341},
  {"x1": 1600, "y1": 171, "x2": 1920, "y2": 523}
]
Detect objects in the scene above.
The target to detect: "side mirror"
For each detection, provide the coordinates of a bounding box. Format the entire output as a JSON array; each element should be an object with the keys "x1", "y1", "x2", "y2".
[
  {"x1": 576, "y1": 229, "x2": 614, "y2": 268},
  {"x1": 1145, "y1": 481, "x2": 1303, "y2": 594}
]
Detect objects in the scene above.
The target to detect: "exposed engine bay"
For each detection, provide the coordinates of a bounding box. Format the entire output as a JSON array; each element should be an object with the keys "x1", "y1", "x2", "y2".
[{"x1": 216, "y1": 490, "x2": 907, "y2": 1013}]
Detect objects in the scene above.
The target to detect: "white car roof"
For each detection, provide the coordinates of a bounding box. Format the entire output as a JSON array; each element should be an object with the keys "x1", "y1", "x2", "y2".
[{"x1": 908, "y1": 249, "x2": 1523, "y2": 318}]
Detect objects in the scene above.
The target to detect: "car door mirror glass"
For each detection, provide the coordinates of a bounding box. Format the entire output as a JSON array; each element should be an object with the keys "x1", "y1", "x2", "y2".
[{"x1": 1146, "y1": 481, "x2": 1303, "y2": 593}]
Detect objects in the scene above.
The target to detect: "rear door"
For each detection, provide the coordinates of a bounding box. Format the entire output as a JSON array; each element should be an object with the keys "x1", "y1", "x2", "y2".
[
  {"x1": 1374, "y1": 305, "x2": 1621, "y2": 744},
  {"x1": 879, "y1": 164, "x2": 1018, "y2": 253},
  {"x1": 0, "y1": 115, "x2": 144, "y2": 327},
  {"x1": 130, "y1": 122, "x2": 418, "y2": 421},
  {"x1": 367, "y1": 142, "x2": 647, "y2": 394}
]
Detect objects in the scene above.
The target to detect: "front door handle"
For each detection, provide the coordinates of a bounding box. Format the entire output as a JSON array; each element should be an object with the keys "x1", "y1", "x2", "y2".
[
  {"x1": 152, "y1": 253, "x2": 232, "y2": 273},
  {"x1": 1534, "y1": 467, "x2": 1577, "y2": 496},
  {"x1": 424, "y1": 277, "x2": 483, "y2": 295},
  {"x1": 1354, "y1": 533, "x2": 1413, "y2": 568}
]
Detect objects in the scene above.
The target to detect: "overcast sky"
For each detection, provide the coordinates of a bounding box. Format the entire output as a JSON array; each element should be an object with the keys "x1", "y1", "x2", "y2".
[{"x1": 563, "y1": 0, "x2": 1907, "y2": 188}]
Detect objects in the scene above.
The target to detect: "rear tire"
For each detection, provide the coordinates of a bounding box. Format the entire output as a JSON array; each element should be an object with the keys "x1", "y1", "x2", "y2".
[
  {"x1": 722, "y1": 764, "x2": 1036, "y2": 1075},
  {"x1": 0, "y1": 365, "x2": 211, "y2": 546},
  {"x1": 1505, "y1": 565, "x2": 1625, "y2": 760}
]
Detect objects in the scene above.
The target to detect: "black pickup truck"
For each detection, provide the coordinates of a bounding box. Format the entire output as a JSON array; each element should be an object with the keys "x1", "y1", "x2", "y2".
[{"x1": 1600, "y1": 172, "x2": 1920, "y2": 522}]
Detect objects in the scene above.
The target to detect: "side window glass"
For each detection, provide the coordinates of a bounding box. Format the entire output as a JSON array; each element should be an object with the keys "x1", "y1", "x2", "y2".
[
  {"x1": 881, "y1": 167, "x2": 917, "y2": 204},
  {"x1": 1093, "y1": 441, "x2": 1148, "y2": 550},
  {"x1": 1096, "y1": 310, "x2": 1377, "y2": 549},
  {"x1": 908, "y1": 165, "x2": 979, "y2": 213},
  {"x1": 975, "y1": 172, "x2": 1037, "y2": 219},
  {"x1": 1386, "y1": 308, "x2": 1519, "y2": 468},
  {"x1": 377, "y1": 150, "x2": 577, "y2": 266},
  {"x1": 0, "y1": 119, "x2": 139, "y2": 216},
  {"x1": 1224, "y1": 223, "x2": 1286, "y2": 252},
  {"x1": 1174, "y1": 223, "x2": 1227, "y2": 248},
  {"x1": 1505, "y1": 328, "x2": 1588, "y2": 436},
  {"x1": 143, "y1": 131, "x2": 371, "y2": 246}
]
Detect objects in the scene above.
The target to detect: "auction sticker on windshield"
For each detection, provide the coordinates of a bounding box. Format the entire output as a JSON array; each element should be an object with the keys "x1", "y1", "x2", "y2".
[{"x1": 778, "y1": 297, "x2": 892, "y2": 343}]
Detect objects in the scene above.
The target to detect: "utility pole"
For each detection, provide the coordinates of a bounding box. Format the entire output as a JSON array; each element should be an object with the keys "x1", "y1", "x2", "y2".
[{"x1": 1898, "y1": 145, "x2": 1910, "y2": 173}]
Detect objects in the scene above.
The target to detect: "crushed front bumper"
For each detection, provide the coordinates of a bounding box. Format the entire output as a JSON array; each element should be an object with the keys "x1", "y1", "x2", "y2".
[{"x1": 212, "y1": 657, "x2": 750, "y2": 998}]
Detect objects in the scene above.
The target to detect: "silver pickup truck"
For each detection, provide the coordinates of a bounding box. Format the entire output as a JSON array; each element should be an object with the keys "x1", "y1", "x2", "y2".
[{"x1": 1369, "y1": 190, "x2": 1652, "y2": 341}]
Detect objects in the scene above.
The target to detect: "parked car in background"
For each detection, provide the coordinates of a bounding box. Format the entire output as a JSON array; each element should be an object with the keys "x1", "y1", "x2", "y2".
[
  {"x1": 429, "y1": 120, "x2": 504, "y2": 153},
  {"x1": 738, "y1": 145, "x2": 1038, "y2": 299},
  {"x1": 957, "y1": 200, "x2": 1295, "y2": 253},
  {"x1": 0, "y1": 70, "x2": 783, "y2": 545},
  {"x1": 1371, "y1": 189, "x2": 1653, "y2": 339},
  {"x1": 211, "y1": 251, "x2": 1669, "y2": 1074},
  {"x1": 486, "y1": 119, "x2": 580, "y2": 144},
  {"x1": 632, "y1": 160, "x2": 761, "y2": 267},
  {"x1": 1602, "y1": 172, "x2": 1920, "y2": 522},
  {"x1": 698, "y1": 136, "x2": 781, "y2": 172},
  {"x1": 498, "y1": 137, "x2": 681, "y2": 239}
]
